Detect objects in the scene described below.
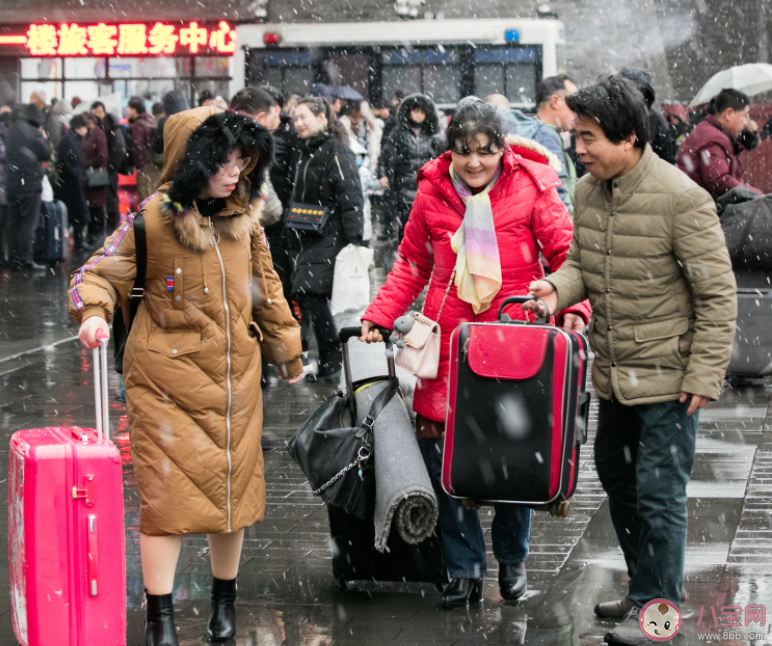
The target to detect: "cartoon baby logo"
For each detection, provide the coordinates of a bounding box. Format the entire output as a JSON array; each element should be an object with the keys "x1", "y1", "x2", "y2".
[{"x1": 640, "y1": 599, "x2": 682, "y2": 641}]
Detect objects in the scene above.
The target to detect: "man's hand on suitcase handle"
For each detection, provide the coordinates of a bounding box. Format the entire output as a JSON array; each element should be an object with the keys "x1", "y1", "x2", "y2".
[
  {"x1": 524, "y1": 281, "x2": 559, "y2": 320},
  {"x1": 79, "y1": 316, "x2": 110, "y2": 349},
  {"x1": 680, "y1": 392, "x2": 710, "y2": 416}
]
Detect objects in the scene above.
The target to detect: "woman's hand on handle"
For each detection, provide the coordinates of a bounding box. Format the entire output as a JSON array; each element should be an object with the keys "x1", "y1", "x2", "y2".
[
  {"x1": 523, "y1": 281, "x2": 559, "y2": 318},
  {"x1": 79, "y1": 316, "x2": 110, "y2": 349},
  {"x1": 360, "y1": 320, "x2": 384, "y2": 344}
]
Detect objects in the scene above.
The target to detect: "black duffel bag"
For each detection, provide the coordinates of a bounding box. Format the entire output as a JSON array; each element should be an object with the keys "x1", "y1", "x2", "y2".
[
  {"x1": 718, "y1": 187, "x2": 772, "y2": 270},
  {"x1": 288, "y1": 326, "x2": 397, "y2": 520}
]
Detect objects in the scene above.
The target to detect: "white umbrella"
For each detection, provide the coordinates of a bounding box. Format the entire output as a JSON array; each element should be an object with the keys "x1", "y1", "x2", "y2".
[{"x1": 690, "y1": 63, "x2": 772, "y2": 106}]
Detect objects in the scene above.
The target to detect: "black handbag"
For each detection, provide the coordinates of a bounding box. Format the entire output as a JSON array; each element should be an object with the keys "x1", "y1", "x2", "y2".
[
  {"x1": 284, "y1": 153, "x2": 332, "y2": 234},
  {"x1": 288, "y1": 326, "x2": 397, "y2": 519},
  {"x1": 86, "y1": 166, "x2": 110, "y2": 187}
]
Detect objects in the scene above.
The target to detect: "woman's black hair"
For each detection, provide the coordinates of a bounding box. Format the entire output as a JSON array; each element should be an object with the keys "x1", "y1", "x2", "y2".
[
  {"x1": 447, "y1": 100, "x2": 505, "y2": 153},
  {"x1": 708, "y1": 88, "x2": 750, "y2": 116},
  {"x1": 296, "y1": 96, "x2": 349, "y2": 144},
  {"x1": 566, "y1": 74, "x2": 649, "y2": 149},
  {"x1": 70, "y1": 114, "x2": 89, "y2": 131}
]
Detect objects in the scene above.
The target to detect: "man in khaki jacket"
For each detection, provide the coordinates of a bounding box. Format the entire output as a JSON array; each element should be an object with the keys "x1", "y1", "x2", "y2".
[{"x1": 526, "y1": 75, "x2": 737, "y2": 646}]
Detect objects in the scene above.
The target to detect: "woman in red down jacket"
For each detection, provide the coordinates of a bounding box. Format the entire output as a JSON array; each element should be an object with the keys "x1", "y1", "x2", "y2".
[{"x1": 361, "y1": 100, "x2": 591, "y2": 609}]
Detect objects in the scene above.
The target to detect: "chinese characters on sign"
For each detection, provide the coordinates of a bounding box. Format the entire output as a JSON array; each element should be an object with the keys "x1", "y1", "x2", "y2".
[
  {"x1": 697, "y1": 604, "x2": 766, "y2": 628},
  {"x1": 24, "y1": 21, "x2": 236, "y2": 57}
]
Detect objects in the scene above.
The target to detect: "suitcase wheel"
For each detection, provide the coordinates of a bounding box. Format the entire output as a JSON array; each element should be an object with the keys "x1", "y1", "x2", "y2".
[{"x1": 548, "y1": 501, "x2": 571, "y2": 518}]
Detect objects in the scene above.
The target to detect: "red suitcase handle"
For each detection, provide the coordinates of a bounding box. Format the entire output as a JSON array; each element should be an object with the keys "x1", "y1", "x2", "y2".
[{"x1": 497, "y1": 296, "x2": 552, "y2": 325}]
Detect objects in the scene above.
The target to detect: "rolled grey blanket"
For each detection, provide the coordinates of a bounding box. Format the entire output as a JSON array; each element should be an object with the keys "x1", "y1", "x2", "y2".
[{"x1": 346, "y1": 338, "x2": 438, "y2": 552}]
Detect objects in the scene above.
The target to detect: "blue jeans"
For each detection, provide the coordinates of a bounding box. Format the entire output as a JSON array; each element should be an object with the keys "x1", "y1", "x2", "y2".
[
  {"x1": 427, "y1": 439, "x2": 531, "y2": 579},
  {"x1": 594, "y1": 397, "x2": 698, "y2": 609}
]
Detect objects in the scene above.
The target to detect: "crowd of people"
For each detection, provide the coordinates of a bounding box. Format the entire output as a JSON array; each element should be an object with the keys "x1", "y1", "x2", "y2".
[{"x1": 0, "y1": 68, "x2": 756, "y2": 646}]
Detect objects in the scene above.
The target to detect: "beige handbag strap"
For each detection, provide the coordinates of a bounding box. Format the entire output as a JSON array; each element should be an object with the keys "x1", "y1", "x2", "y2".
[{"x1": 423, "y1": 267, "x2": 456, "y2": 321}]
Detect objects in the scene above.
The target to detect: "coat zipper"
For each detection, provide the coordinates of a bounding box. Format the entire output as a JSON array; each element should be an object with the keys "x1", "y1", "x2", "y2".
[
  {"x1": 209, "y1": 217, "x2": 233, "y2": 532},
  {"x1": 301, "y1": 157, "x2": 310, "y2": 202}
]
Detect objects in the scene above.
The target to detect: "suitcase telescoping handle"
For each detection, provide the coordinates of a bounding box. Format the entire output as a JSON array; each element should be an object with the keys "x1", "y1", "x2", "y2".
[
  {"x1": 93, "y1": 333, "x2": 110, "y2": 442},
  {"x1": 339, "y1": 325, "x2": 394, "y2": 421},
  {"x1": 498, "y1": 296, "x2": 552, "y2": 325}
]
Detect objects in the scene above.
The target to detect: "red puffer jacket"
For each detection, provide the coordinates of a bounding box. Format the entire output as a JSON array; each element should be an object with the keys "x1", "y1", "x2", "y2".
[{"x1": 363, "y1": 144, "x2": 592, "y2": 422}]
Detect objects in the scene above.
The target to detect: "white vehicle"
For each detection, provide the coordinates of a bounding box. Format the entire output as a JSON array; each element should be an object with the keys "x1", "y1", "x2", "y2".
[{"x1": 233, "y1": 18, "x2": 564, "y2": 111}]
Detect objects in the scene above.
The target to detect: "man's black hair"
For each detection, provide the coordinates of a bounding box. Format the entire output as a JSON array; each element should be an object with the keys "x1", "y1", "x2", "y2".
[
  {"x1": 447, "y1": 100, "x2": 505, "y2": 153},
  {"x1": 258, "y1": 83, "x2": 286, "y2": 107},
  {"x1": 198, "y1": 89, "x2": 215, "y2": 105},
  {"x1": 393, "y1": 90, "x2": 406, "y2": 102},
  {"x1": 535, "y1": 74, "x2": 575, "y2": 108},
  {"x1": 91, "y1": 101, "x2": 105, "y2": 111},
  {"x1": 128, "y1": 96, "x2": 146, "y2": 114},
  {"x1": 708, "y1": 88, "x2": 750, "y2": 116},
  {"x1": 566, "y1": 74, "x2": 649, "y2": 149},
  {"x1": 230, "y1": 87, "x2": 276, "y2": 116},
  {"x1": 70, "y1": 114, "x2": 89, "y2": 130}
]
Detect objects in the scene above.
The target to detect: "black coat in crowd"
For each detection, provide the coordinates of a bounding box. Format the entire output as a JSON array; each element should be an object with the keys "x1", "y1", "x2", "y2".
[
  {"x1": 153, "y1": 90, "x2": 190, "y2": 157},
  {"x1": 620, "y1": 68, "x2": 676, "y2": 164},
  {"x1": 55, "y1": 129, "x2": 89, "y2": 225},
  {"x1": 288, "y1": 131, "x2": 364, "y2": 297},
  {"x1": 377, "y1": 94, "x2": 445, "y2": 201},
  {"x1": 264, "y1": 111, "x2": 300, "y2": 242},
  {"x1": 5, "y1": 106, "x2": 51, "y2": 196}
]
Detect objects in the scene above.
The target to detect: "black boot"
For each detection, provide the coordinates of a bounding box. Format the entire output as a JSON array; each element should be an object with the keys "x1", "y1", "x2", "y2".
[
  {"x1": 207, "y1": 577, "x2": 237, "y2": 642},
  {"x1": 145, "y1": 590, "x2": 178, "y2": 646},
  {"x1": 441, "y1": 578, "x2": 484, "y2": 609},
  {"x1": 499, "y1": 562, "x2": 527, "y2": 601}
]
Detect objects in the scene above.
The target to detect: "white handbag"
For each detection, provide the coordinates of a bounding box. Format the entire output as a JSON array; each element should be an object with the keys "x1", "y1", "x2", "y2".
[{"x1": 395, "y1": 269, "x2": 455, "y2": 380}]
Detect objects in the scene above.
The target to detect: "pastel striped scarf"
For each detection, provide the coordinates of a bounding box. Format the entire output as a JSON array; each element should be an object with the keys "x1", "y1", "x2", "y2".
[{"x1": 449, "y1": 163, "x2": 503, "y2": 314}]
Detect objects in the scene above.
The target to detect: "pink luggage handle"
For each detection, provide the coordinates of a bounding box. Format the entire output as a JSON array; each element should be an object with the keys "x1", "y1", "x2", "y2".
[{"x1": 93, "y1": 333, "x2": 110, "y2": 441}]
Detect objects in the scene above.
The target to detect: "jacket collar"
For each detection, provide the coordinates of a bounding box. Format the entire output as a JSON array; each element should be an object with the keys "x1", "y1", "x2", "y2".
[
  {"x1": 157, "y1": 185, "x2": 263, "y2": 253},
  {"x1": 599, "y1": 143, "x2": 654, "y2": 200},
  {"x1": 704, "y1": 114, "x2": 744, "y2": 154}
]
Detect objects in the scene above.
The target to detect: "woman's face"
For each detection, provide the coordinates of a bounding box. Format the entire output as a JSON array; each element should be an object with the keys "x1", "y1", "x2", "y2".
[
  {"x1": 410, "y1": 107, "x2": 426, "y2": 124},
  {"x1": 203, "y1": 149, "x2": 250, "y2": 199},
  {"x1": 451, "y1": 133, "x2": 503, "y2": 188},
  {"x1": 294, "y1": 103, "x2": 327, "y2": 139}
]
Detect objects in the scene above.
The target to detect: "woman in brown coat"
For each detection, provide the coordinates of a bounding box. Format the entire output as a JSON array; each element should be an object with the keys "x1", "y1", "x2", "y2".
[{"x1": 69, "y1": 106, "x2": 303, "y2": 645}]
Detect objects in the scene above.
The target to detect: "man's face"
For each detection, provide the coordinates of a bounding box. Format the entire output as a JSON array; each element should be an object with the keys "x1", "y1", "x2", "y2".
[
  {"x1": 722, "y1": 106, "x2": 750, "y2": 138},
  {"x1": 126, "y1": 107, "x2": 137, "y2": 121},
  {"x1": 93, "y1": 105, "x2": 105, "y2": 121},
  {"x1": 555, "y1": 81, "x2": 578, "y2": 131},
  {"x1": 573, "y1": 114, "x2": 638, "y2": 181}
]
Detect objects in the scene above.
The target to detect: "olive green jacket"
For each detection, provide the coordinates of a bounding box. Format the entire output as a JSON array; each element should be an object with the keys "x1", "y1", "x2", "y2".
[{"x1": 546, "y1": 144, "x2": 737, "y2": 404}]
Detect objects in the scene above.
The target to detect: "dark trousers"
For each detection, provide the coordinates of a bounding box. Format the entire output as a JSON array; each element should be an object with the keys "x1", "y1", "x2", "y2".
[
  {"x1": 7, "y1": 192, "x2": 42, "y2": 266},
  {"x1": 426, "y1": 439, "x2": 531, "y2": 579},
  {"x1": 300, "y1": 294, "x2": 340, "y2": 369},
  {"x1": 106, "y1": 172, "x2": 120, "y2": 233},
  {"x1": 88, "y1": 206, "x2": 106, "y2": 242},
  {"x1": 0, "y1": 204, "x2": 7, "y2": 262},
  {"x1": 595, "y1": 396, "x2": 698, "y2": 609}
]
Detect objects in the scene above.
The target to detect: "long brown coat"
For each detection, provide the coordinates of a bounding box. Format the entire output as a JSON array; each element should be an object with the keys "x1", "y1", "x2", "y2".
[{"x1": 69, "y1": 107, "x2": 303, "y2": 535}]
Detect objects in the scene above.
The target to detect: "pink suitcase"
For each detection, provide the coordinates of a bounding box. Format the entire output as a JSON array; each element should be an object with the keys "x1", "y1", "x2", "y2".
[{"x1": 8, "y1": 341, "x2": 126, "y2": 646}]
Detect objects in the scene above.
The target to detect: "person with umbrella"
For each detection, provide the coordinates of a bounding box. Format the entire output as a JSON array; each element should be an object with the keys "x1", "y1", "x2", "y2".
[{"x1": 676, "y1": 88, "x2": 761, "y2": 200}]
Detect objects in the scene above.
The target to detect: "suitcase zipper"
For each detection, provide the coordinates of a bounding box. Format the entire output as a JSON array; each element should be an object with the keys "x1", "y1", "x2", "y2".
[
  {"x1": 461, "y1": 337, "x2": 470, "y2": 363},
  {"x1": 210, "y1": 218, "x2": 233, "y2": 532}
]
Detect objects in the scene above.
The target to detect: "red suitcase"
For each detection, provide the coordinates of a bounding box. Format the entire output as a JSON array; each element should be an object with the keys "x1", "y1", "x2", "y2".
[
  {"x1": 442, "y1": 296, "x2": 591, "y2": 507},
  {"x1": 8, "y1": 341, "x2": 127, "y2": 646}
]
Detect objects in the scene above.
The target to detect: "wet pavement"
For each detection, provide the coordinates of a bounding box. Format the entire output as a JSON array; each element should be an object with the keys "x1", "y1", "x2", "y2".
[{"x1": 1, "y1": 244, "x2": 771, "y2": 645}]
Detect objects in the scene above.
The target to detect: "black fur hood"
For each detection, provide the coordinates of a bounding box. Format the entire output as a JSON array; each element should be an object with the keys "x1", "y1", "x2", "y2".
[
  {"x1": 396, "y1": 93, "x2": 441, "y2": 135},
  {"x1": 164, "y1": 108, "x2": 273, "y2": 212}
]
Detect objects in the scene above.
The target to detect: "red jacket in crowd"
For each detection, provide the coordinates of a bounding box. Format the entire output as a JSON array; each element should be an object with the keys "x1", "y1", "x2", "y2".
[
  {"x1": 363, "y1": 145, "x2": 592, "y2": 423},
  {"x1": 676, "y1": 114, "x2": 760, "y2": 199}
]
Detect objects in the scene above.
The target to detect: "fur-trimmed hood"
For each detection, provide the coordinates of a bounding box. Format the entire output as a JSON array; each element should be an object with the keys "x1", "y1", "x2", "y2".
[
  {"x1": 396, "y1": 93, "x2": 441, "y2": 135},
  {"x1": 161, "y1": 107, "x2": 273, "y2": 212},
  {"x1": 505, "y1": 133, "x2": 562, "y2": 174}
]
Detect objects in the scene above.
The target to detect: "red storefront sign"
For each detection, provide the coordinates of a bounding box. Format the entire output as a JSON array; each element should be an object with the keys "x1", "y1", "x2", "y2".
[{"x1": 0, "y1": 21, "x2": 237, "y2": 56}]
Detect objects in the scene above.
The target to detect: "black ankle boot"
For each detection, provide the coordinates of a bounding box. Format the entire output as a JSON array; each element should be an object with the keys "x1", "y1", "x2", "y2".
[
  {"x1": 145, "y1": 590, "x2": 178, "y2": 646},
  {"x1": 207, "y1": 577, "x2": 237, "y2": 642},
  {"x1": 441, "y1": 577, "x2": 484, "y2": 609},
  {"x1": 499, "y1": 562, "x2": 527, "y2": 600}
]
